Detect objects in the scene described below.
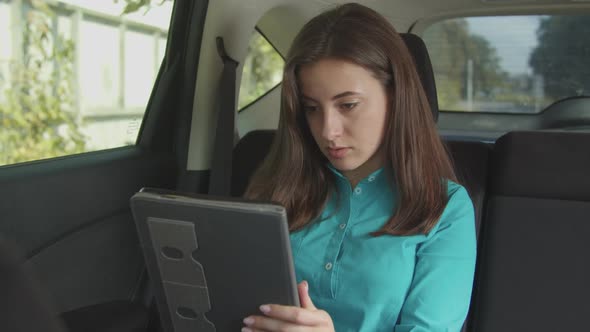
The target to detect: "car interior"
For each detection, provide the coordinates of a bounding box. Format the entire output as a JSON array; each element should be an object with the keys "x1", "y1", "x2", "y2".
[{"x1": 0, "y1": 0, "x2": 589, "y2": 331}]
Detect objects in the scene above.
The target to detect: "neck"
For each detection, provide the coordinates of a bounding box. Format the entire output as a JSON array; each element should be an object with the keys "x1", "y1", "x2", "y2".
[{"x1": 343, "y1": 148, "x2": 385, "y2": 188}]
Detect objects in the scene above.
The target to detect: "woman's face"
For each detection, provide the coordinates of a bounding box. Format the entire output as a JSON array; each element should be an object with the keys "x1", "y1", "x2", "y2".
[{"x1": 299, "y1": 58, "x2": 389, "y2": 181}]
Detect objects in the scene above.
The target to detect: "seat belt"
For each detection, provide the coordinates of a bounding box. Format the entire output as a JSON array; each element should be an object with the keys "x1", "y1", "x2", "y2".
[{"x1": 208, "y1": 37, "x2": 239, "y2": 196}]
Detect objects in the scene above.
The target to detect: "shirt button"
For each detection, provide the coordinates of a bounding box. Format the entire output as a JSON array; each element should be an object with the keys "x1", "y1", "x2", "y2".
[
  {"x1": 325, "y1": 262, "x2": 333, "y2": 270},
  {"x1": 354, "y1": 187, "x2": 362, "y2": 195},
  {"x1": 339, "y1": 223, "x2": 346, "y2": 230},
  {"x1": 368, "y1": 176, "x2": 375, "y2": 182}
]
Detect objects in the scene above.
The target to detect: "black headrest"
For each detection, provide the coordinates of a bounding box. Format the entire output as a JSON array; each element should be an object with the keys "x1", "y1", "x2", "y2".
[
  {"x1": 490, "y1": 131, "x2": 590, "y2": 201},
  {"x1": 400, "y1": 33, "x2": 438, "y2": 122}
]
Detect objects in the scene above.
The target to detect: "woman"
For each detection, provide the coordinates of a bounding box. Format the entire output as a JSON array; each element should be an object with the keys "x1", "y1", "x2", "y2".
[{"x1": 242, "y1": 3, "x2": 476, "y2": 331}]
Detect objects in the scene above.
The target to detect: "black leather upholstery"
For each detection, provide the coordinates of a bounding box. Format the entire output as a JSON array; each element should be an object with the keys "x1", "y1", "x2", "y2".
[
  {"x1": 401, "y1": 33, "x2": 439, "y2": 122},
  {"x1": 446, "y1": 140, "x2": 491, "y2": 237},
  {"x1": 469, "y1": 131, "x2": 590, "y2": 332}
]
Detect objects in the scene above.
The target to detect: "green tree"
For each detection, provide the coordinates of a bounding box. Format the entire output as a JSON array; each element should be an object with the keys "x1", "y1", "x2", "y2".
[
  {"x1": 0, "y1": 0, "x2": 309, "y2": 166},
  {"x1": 0, "y1": 0, "x2": 84, "y2": 165},
  {"x1": 423, "y1": 19, "x2": 506, "y2": 109},
  {"x1": 529, "y1": 16, "x2": 590, "y2": 99},
  {"x1": 465, "y1": 35, "x2": 507, "y2": 96},
  {"x1": 0, "y1": 0, "x2": 166, "y2": 166},
  {"x1": 238, "y1": 31, "x2": 284, "y2": 109}
]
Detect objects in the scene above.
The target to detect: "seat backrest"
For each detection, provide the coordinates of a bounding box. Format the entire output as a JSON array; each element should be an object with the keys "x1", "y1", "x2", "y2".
[
  {"x1": 231, "y1": 129, "x2": 275, "y2": 197},
  {"x1": 232, "y1": 33, "x2": 490, "y2": 236},
  {"x1": 232, "y1": 33, "x2": 490, "y2": 332},
  {"x1": 469, "y1": 130, "x2": 590, "y2": 332},
  {"x1": 446, "y1": 140, "x2": 491, "y2": 237}
]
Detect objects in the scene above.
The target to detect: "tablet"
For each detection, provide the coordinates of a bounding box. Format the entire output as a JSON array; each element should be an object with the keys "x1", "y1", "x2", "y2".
[{"x1": 130, "y1": 188, "x2": 300, "y2": 332}]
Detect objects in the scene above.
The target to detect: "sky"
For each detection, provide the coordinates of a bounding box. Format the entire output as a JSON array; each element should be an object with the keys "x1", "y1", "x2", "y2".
[{"x1": 466, "y1": 15, "x2": 542, "y2": 75}]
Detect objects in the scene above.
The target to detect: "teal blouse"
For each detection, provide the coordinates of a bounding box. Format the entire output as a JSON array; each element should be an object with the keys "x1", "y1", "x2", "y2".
[{"x1": 289, "y1": 167, "x2": 476, "y2": 332}]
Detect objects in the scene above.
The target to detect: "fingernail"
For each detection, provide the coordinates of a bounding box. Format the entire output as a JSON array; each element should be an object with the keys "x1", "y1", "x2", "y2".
[
  {"x1": 303, "y1": 280, "x2": 309, "y2": 291},
  {"x1": 260, "y1": 304, "x2": 271, "y2": 313},
  {"x1": 243, "y1": 317, "x2": 254, "y2": 325},
  {"x1": 242, "y1": 328, "x2": 252, "y2": 332}
]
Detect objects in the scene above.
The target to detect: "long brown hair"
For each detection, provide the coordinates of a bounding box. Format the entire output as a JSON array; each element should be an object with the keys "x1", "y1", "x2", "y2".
[{"x1": 245, "y1": 3, "x2": 457, "y2": 236}]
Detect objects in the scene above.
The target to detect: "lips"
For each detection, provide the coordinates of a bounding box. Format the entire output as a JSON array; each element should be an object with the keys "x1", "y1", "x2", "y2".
[{"x1": 327, "y1": 147, "x2": 351, "y2": 159}]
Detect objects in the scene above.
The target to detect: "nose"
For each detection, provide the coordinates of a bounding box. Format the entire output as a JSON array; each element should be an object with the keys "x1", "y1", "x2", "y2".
[{"x1": 321, "y1": 108, "x2": 343, "y2": 141}]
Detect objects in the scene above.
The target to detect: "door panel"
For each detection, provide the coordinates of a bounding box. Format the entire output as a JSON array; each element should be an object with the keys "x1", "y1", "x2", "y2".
[
  {"x1": 0, "y1": 1, "x2": 206, "y2": 327},
  {"x1": 29, "y1": 213, "x2": 143, "y2": 312},
  {"x1": 0, "y1": 148, "x2": 176, "y2": 312}
]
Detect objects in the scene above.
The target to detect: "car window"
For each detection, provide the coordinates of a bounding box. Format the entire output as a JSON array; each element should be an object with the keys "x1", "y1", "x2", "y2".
[
  {"x1": 0, "y1": 0, "x2": 172, "y2": 166},
  {"x1": 423, "y1": 15, "x2": 590, "y2": 114},
  {"x1": 238, "y1": 29, "x2": 284, "y2": 111}
]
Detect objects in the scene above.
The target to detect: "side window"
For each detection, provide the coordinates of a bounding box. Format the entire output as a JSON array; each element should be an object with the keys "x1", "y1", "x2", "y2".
[
  {"x1": 0, "y1": 0, "x2": 172, "y2": 166},
  {"x1": 423, "y1": 15, "x2": 590, "y2": 114},
  {"x1": 238, "y1": 29, "x2": 284, "y2": 110}
]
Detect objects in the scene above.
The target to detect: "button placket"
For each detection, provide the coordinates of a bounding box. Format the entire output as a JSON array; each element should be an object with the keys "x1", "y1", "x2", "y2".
[{"x1": 316, "y1": 183, "x2": 350, "y2": 299}]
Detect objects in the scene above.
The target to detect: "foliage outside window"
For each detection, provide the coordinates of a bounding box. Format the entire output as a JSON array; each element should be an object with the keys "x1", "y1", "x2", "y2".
[
  {"x1": 0, "y1": 1, "x2": 83, "y2": 165},
  {"x1": 423, "y1": 15, "x2": 590, "y2": 113},
  {"x1": 238, "y1": 30, "x2": 284, "y2": 110},
  {"x1": 0, "y1": 0, "x2": 171, "y2": 166}
]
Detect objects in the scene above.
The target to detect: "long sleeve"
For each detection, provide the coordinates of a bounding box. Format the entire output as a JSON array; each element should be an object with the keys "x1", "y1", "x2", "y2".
[{"x1": 394, "y1": 186, "x2": 477, "y2": 332}]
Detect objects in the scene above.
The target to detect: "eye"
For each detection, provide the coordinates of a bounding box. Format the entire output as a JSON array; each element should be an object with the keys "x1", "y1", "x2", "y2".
[
  {"x1": 340, "y1": 102, "x2": 359, "y2": 111},
  {"x1": 303, "y1": 105, "x2": 318, "y2": 113}
]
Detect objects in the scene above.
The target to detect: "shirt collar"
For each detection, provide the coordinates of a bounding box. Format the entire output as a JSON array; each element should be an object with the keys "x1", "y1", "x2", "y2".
[{"x1": 326, "y1": 163, "x2": 386, "y2": 185}]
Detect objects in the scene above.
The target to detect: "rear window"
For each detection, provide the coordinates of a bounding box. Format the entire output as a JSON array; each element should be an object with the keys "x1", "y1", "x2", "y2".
[{"x1": 423, "y1": 15, "x2": 590, "y2": 114}]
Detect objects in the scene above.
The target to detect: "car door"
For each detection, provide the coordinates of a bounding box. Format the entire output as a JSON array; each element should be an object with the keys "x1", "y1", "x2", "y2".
[{"x1": 0, "y1": 0, "x2": 207, "y2": 328}]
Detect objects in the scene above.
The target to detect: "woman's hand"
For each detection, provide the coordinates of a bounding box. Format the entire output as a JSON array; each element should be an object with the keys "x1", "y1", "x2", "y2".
[{"x1": 242, "y1": 280, "x2": 335, "y2": 332}]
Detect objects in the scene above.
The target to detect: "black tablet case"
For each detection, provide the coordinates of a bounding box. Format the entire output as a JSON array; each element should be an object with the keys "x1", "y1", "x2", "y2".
[{"x1": 131, "y1": 189, "x2": 299, "y2": 332}]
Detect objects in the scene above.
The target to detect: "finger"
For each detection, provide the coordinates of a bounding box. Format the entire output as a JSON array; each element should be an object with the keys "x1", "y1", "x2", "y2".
[
  {"x1": 242, "y1": 328, "x2": 271, "y2": 332},
  {"x1": 243, "y1": 315, "x2": 303, "y2": 332},
  {"x1": 257, "y1": 304, "x2": 326, "y2": 325},
  {"x1": 243, "y1": 328, "x2": 274, "y2": 332},
  {"x1": 243, "y1": 326, "x2": 273, "y2": 332},
  {"x1": 298, "y1": 280, "x2": 316, "y2": 310}
]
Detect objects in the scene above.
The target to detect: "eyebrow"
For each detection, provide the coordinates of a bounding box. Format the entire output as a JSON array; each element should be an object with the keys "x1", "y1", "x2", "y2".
[{"x1": 302, "y1": 91, "x2": 361, "y2": 102}]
